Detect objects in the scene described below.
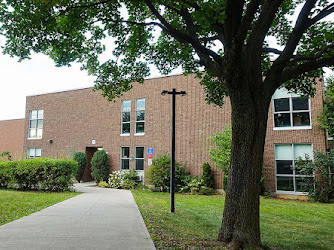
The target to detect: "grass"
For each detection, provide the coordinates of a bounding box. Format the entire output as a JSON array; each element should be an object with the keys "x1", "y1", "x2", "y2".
[
  {"x1": 132, "y1": 191, "x2": 334, "y2": 249},
  {"x1": 0, "y1": 189, "x2": 79, "y2": 226}
]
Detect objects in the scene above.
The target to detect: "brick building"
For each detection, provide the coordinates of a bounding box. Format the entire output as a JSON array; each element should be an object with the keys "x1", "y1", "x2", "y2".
[
  {"x1": 0, "y1": 119, "x2": 25, "y2": 159},
  {"x1": 4, "y1": 73, "x2": 328, "y2": 197}
]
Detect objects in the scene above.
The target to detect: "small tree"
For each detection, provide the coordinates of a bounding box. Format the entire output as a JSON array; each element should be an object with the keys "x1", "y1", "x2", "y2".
[
  {"x1": 202, "y1": 162, "x2": 213, "y2": 189},
  {"x1": 73, "y1": 152, "x2": 87, "y2": 183},
  {"x1": 295, "y1": 150, "x2": 334, "y2": 203},
  {"x1": 210, "y1": 127, "x2": 232, "y2": 190},
  {"x1": 91, "y1": 150, "x2": 110, "y2": 184}
]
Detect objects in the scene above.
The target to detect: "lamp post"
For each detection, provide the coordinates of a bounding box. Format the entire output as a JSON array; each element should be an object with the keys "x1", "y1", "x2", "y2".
[{"x1": 161, "y1": 88, "x2": 187, "y2": 213}]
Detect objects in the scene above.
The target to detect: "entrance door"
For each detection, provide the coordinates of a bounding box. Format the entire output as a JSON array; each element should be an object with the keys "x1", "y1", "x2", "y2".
[{"x1": 82, "y1": 147, "x2": 98, "y2": 182}]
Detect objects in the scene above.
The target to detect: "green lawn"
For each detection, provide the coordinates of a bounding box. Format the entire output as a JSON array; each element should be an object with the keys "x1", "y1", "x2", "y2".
[
  {"x1": 132, "y1": 191, "x2": 334, "y2": 249},
  {"x1": 0, "y1": 190, "x2": 79, "y2": 226}
]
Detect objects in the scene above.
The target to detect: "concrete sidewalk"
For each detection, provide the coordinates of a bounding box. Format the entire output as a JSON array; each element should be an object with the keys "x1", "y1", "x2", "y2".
[{"x1": 0, "y1": 182, "x2": 155, "y2": 250}]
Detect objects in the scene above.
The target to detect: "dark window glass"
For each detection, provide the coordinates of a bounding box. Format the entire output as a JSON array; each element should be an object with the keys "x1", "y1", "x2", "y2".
[
  {"x1": 122, "y1": 112, "x2": 130, "y2": 122},
  {"x1": 296, "y1": 177, "x2": 312, "y2": 192},
  {"x1": 274, "y1": 113, "x2": 291, "y2": 127},
  {"x1": 122, "y1": 147, "x2": 129, "y2": 158},
  {"x1": 136, "y1": 147, "x2": 144, "y2": 158},
  {"x1": 122, "y1": 123, "x2": 130, "y2": 134},
  {"x1": 292, "y1": 97, "x2": 309, "y2": 111},
  {"x1": 293, "y1": 112, "x2": 310, "y2": 126},
  {"x1": 136, "y1": 111, "x2": 145, "y2": 121},
  {"x1": 276, "y1": 160, "x2": 293, "y2": 174},
  {"x1": 30, "y1": 120, "x2": 37, "y2": 129},
  {"x1": 277, "y1": 177, "x2": 294, "y2": 191},
  {"x1": 136, "y1": 122, "x2": 145, "y2": 133},
  {"x1": 121, "y1": 159, "x2": 129, "y2": 170},
  {"x1": 135, "y1": 159, "x2": 144, "y2": 170},
  {"x1": 274, "y1": 98, "x2": 290, "y2": 112}
]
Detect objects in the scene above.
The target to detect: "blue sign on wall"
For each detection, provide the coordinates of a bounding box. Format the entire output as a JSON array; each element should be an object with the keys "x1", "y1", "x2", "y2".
[{"x1": 148, "y1": 148, "x2": 153, "y2": 155}]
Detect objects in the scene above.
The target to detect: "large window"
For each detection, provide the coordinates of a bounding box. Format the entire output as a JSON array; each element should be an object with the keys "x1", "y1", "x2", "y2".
[
  {"x1": 275, "y1": 144, "x2": 313, "y2": 193},
  {"x1": 28, "y1": 110, "x2": 44, "y2": 138},
  {"x1": 121, "y1": 147, "x2": 130, "y2": 170},
  {"x1": 27, "y1": 148, "x2": 41, "y2": 159},
  {"x1": 273, "y1": 89, "x2": 311, "y2": 129},
  {"x1": 135, "y1": 98, "x2": 145, "y2": 134},
  {"x1": 121, "y1": 101, "x2": 131, "y2": 134},
  {"x1": 135, "y1": 147, "x2": 144, "y2": 170}
]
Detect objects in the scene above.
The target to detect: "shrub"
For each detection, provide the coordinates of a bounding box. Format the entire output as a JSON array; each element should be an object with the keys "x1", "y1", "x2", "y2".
[
  {"x1": 91, "y1": 150, "x2": 110, "y2": 184},
  {"x1": 145, "y1": 154, "x2": 190, "y2": 192},
  {"x1": 122, "y1": 169, "x2": 137, "y2": 181},
  {"x1": 98, "y1": 181, "x2": 109, "y2": 188},
  {"x1": 295, "y1": 150, "x2": 334, "y2": 202},
  {"x1": 0, "y1": 158, "x2": 77, "y2": 191},
  {"x1": 202, "y1": 162, "x2": 213, "y2": 188},
  {"x1": 122, "y1": 179, "x2": 137, "y2": 190},
  {"x1": 109, "y1": 170, "x2": 121, "y2": 188},
  {"x1": 0, "y1": 151, "x2": 12, "y2": 161},
  {"x1": 199, "y1": 186, "x2": 215, "y2": 195},
  {"x1": 73, "y1": 152, "x2": 87, "y2": 183}
]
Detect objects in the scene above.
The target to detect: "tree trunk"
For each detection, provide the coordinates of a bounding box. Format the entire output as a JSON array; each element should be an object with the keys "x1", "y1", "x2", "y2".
[{"x1": 218, "y1": 80, "x2": 271, "y2": 249}]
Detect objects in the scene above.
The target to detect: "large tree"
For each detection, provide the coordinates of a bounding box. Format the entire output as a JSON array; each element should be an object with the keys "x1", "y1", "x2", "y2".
[{"x1": 1, "y1": 0, "x2": 333, "y2": 248}]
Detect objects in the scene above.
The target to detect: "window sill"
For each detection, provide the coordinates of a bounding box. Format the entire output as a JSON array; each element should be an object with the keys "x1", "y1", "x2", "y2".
[
  {"x1": 273, "y1": 126, "x2": 312, "y2": 131},
  {"x1": 27, "y1": 137, "x2": 42, "y2": 140},
  {"x1": 134, "y1": 133, "x2": 145, "y2": 136},
  {"x1": 120, "y1": 134, "x2": 130, "y2": 136}
]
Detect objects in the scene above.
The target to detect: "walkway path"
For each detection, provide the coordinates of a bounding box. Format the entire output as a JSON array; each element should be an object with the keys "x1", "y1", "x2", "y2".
[{"x1": 0, "y1": 182, "x2": 155, "y2": 250}]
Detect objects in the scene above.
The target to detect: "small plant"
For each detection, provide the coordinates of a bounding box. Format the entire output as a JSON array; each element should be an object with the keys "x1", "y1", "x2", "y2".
[
  {"x1": 198, "y1": 186, "x2": 215, "y2": 195},
  {"x1": 98, "y1": 181, "x2": 109, "y2": 188},
  {"x1": 91, "y1": 150, "x2": 110, "y2": 184},
  {"x1": 0, "y1": 151, "x2": 12, "y2": 161},
  {"x1": 122, "y1": 169, "x2": 137, "y2": 181},
  {"x1": 179, "y1": 176, "x2": 204, "y2": 194},
  {"x1": 202, "y1": 162, "x2": 213, "y2": 188},
  {"x1": 122, "y1": 179, "x2": 136, "y2": 190},
  {"x1": 73, "y1": 152, "x2": 87, "y2": 183},
  {"x1": 109, "y1": 170, "x2": 122, "y2": 188}
]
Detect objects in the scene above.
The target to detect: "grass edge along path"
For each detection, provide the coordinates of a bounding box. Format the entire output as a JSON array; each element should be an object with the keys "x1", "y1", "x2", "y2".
[
  {"x1": 0, "y1": 190, "x2": 80, "y2": 226},
  {"x1": 132, "y1": 190, "x2": 334, "y2": 249}
]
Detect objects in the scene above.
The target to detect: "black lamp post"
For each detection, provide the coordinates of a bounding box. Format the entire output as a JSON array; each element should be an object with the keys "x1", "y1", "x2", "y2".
[{"x1": 161, "y1": 88, "x2": 187, "y2": 213}]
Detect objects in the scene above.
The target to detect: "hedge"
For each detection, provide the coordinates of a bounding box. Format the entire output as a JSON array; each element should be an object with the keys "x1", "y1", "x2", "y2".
[{"x1": 0, "y1": 158, "x2": 77, "y2": 191}]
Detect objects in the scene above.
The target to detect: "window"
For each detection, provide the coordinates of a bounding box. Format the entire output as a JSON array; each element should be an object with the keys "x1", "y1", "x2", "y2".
[
  {"x1": 135, "y1": 147, "x2": 144, "y2": 170},
  {"x1": 273, "y1": 89, "x2": 311, "y2": 129},
  {"x1": 28, "y1": 110, "x2": 44, "y2": 138},
  {"x1": 135, "y1": 98, "x2": 145, "y2": 134},
  {"x1": 121, "y1": 101, "x2": 131, "y2": 134},
  {"x1": 275, "y1": 144, "x2": 313, "y2": 193},
  {"x1": 27, "y1": 148, "x2": 41, "y2": 159},
  {"x1": 121, "y1": 147, "x2": 130, "y2": 170}
]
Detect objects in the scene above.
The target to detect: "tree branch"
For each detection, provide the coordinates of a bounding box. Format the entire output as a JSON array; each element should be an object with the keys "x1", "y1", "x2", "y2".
[
  {"x1": 289, "y1": 45, "x2": 334, "y2": 64},
  {"x1": 262, "y1": 47, "x2": 283, "y2": 55},
  {"x1": 281, "y1": 56, "x2": 334, "y2": 83},
  {"x1": 309, "y1": 3, "x2": 334, "y2": 26}
]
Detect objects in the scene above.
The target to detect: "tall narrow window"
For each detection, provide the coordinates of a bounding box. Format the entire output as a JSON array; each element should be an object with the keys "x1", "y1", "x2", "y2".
[
  {"x1": 121, "y1": 147, "x2": 130, "y2": 170},
  {"x1": 28, "y1": 110, "x2": 44, "y2": 138},
  {"x1": 135, "y1": 147, "x2": 144, "y2": 170},
  {"x1": 275, "y1": 144, "x2": 313, "y2": 193},
  {"x1": 27, "y1": 148, "x2": 41, "y2": 159},
  {"x1": 273, "y1": 89, "x2": 311, "y2": 129},
  {"x1": 136, "y1": 98, "x2": 145, "y2": 134},
  {"x1": 121, "y1": 101, "x2": 131, "y2": 134}
]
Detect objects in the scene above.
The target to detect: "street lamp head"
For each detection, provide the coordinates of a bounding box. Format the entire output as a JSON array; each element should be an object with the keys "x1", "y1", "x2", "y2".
[{"x1": 161, "y1": 90, "x2": 168, "y2": 96}]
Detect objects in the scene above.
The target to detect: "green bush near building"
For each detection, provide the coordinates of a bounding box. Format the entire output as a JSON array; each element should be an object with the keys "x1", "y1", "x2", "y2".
[
  {"x1": 73, "y1": 152, "x2": 87, "y2": 183},
  {"x1": 0, "y1": 158, "x2": 77, "y2": 191},
  {"x1": 91, "y1": 150, "x2": 110, "y2": 184}
]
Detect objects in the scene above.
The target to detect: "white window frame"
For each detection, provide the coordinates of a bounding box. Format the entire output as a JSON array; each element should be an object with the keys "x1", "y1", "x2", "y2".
[
  {"x1": 120, "y1": 147, "x2": 130, "y2": 170},
  {"x1": 272, "y1": 90, "x2": 311, "y2": 131},
  {"x1": 135, "y1": 98, "x2": 145, "y2": 135},
  {"x1": 135, "y1": 146, "x2": 145, "y2": 171},
  {"x1": 27, "y1": 148, "x2": 41, "y2": 159},
  {"x1": 121, "y1": 100, "x2": 131, "y2": 135},
  {"x1": 28, "y1": 110, "x2": 44, "y2": 139},
  {"x1": 275, "y1": 143, "x2": 314, "y2": 195}
]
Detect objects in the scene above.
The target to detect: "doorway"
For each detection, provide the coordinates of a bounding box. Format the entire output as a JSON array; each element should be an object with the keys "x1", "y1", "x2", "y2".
[{"x1": 82, "y1": 147, "x2": 98, "y2": 182}]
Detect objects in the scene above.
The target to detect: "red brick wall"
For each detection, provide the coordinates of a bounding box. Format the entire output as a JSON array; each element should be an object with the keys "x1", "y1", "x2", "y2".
[
  {"x1": 0, "y1": 119, "x2": 25, "y2": 159},
  {"x1": 23, "y1": 74, "x2": 326, "y2": 190}
]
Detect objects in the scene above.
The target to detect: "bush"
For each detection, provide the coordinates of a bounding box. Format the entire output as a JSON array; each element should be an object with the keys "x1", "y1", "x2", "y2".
[
  {"x1": 198, "y1": 186, "x2": 215, "y2": 195},
  {"x1": 122, "y1": 179, "x2": 137, "y2": 190},
  {"x1": 202, "y1": 162, "x2": 213, "y2": 188},
  {"x1": 98, "y1": 181, "x2": 109, "y2": 188},
  {"x1": 109, "y1": 170, "x2": 121, "y2": 188},
  {"x1": 0, "y1": 158, "x2": 77, "y2": 191},
  {"x1": 295, "y1": 150, "x2": 334, "y2": 202},
  {"x1": 73, "y1": 152, "x2": 87, "y2": 183},
  {"x1": 122, "y1": 169, "x2": 137, "y2": 181},
  {"x1": 145, "y1": 154, "x2": 190, "y2": 192},
  {"x1": 91, "y1": 150, "x2": 110, "y2": 184}
]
